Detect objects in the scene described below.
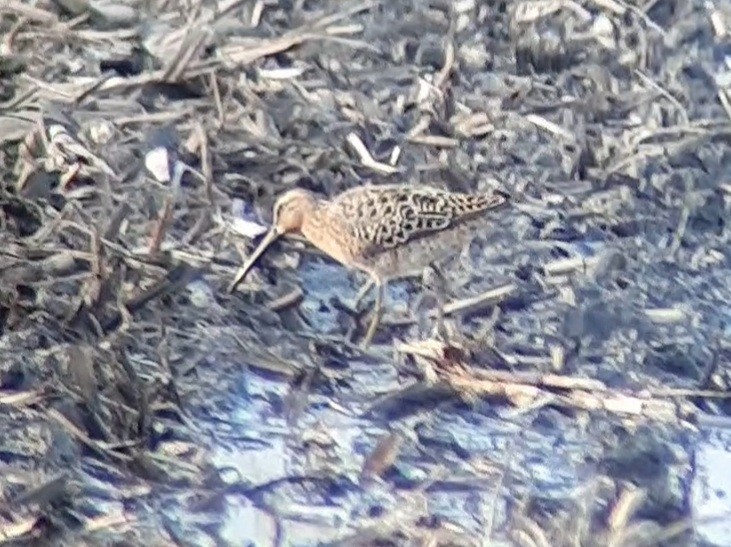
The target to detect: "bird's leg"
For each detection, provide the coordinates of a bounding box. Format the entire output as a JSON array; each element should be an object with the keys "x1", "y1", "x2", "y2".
[
  {"x1": 352, "y1": 278, "x2": 374, "y2": 313},
  {"x1": 421, "y1": 264, "x2": 448, "y2": 340},
  {"x1": 361, "y1": 275, "x2": 384, "y2": 348}
]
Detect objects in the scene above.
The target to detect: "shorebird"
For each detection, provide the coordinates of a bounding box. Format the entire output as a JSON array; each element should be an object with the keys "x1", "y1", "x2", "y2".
[{"x1": 228, "y1": 183, "x2": 510, "y2": 347}]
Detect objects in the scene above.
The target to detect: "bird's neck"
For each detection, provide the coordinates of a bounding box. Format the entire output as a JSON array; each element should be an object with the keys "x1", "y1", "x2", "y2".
[{"x1": 299, "y1": 200, "x2": 323, "y2": 232}]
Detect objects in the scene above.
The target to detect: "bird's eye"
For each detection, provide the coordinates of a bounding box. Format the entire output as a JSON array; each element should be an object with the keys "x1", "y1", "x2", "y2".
[{"x1": 273, "y1": 202, "x2": 284, "y2": 220}]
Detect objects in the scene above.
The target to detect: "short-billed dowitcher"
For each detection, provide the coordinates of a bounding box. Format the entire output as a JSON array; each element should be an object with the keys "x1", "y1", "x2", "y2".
[{"x1": 228, "y1": 184, "x2": 510, "y2": 346}]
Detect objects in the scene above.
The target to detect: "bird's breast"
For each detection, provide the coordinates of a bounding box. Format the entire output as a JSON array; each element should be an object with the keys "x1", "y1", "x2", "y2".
[{"x1": 301, "y1": 217, "x2": 358, "y2": 268}]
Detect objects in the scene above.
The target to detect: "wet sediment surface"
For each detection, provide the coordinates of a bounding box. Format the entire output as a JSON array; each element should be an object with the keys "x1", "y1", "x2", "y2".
[{"x1": 1, "y1": 0, "x2": 731, "y2": 545}]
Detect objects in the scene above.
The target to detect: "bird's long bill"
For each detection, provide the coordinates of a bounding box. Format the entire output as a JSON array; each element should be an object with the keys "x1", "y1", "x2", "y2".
[{"x1": 227, "y1": 228, "x2": 280, "y2": 293}]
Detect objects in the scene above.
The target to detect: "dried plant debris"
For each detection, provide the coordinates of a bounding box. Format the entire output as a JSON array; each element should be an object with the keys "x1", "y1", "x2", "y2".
[{"x1": 0, "y1": 0, "x2": 730, "y2": 544}]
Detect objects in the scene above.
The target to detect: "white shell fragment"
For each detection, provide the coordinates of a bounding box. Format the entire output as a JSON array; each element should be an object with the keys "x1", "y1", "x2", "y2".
[
  {"x1": 231, "y1": 199, "x2": 268, "y2": 238},
  {"x1": 144, "y1": 147, "x2": 172, "y2": 183}
]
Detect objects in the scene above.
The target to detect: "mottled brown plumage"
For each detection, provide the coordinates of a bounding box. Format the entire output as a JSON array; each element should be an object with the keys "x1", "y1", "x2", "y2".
[{"x1": 228, "y1": 184, "x2": 509, "y2": 346}]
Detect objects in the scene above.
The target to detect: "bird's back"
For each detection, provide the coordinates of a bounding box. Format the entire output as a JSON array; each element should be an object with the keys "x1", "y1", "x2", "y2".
[{"x1": 323, "y1": 184, "x2": 509, "y2": 276}]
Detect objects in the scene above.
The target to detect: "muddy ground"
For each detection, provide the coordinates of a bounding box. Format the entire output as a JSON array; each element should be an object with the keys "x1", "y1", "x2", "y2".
[{"x1": 1, "y1": 0, "x2": 731, "y2": 545}]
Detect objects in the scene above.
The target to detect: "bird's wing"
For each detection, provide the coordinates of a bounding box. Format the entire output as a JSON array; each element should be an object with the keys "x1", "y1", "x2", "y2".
[{"x1": 329, "y1": 185, "x2": 508, "y2": 257}]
